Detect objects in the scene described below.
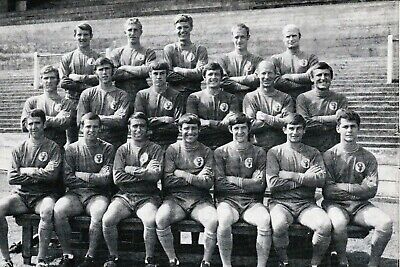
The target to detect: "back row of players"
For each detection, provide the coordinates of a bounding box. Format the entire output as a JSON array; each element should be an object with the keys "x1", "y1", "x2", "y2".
[{"x1": 0, "y1": 14, "x2": 392, "y2": 267}]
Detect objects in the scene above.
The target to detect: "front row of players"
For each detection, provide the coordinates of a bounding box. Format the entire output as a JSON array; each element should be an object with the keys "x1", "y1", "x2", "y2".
[{"x1": 2, "y1": 109, "x2": 392, "y2": 267}]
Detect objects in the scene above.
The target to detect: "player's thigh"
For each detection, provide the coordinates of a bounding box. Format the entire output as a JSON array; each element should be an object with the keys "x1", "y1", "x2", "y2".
[
  {"x1": 54, "y1": 194, "x2": 84, "y2": 218},
  {"x1": 325, "y1": 205, "x2": 350, "y2": 232},
  {"x1": 298, "y1": 205, "x2": 331, "y2": 233},
  {"x1": 216, "y1": 202, "x2": 239, "y2": 228},
  {"x1": 156, "y1": 200, "x2": 186, "y2": 228},
  {"x1": 136, "y1": 201, "x2": 159, "y2": 227},
  {"x1": 0, "y1": 194, "x2": 29, "y2": 216},
  {"x1": 34, "y1": 196, "x2": 57, "y2": 219},
  {"x1": 102, "y1": 198, "x2": 133, "y2": 226},
  {"x1": 242, "y1": 203, "x2": 270, "y2": 229},
  {"x1": 86, "y1": 195, "x2": 110, "y2": 221},
  {"x1": 269, "y1": 204, "x2": 294, "y2": 233},
  {"x1": 353, "y1": 205, "x2": 393, "y2": 233},
  {"x1": 191, "y1": 202, "x2": 218, "y2": 231}
]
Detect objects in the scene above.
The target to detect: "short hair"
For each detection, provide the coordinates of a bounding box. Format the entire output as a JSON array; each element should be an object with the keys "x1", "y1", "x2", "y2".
[
  {"x1": 255, "y1": 60, "x2": 276, "y2": 74},
  {"x1": 337, "y1": 109, "x2": 361, "y2": 127},
  {"x1": 124, "y1": 17, "x2": 143, "y2": 31},
  {"x1": 27, "y1": 109, "x2": 46, "y2": 124},
  {"x1": 282, "y1": 24, "x2": 301, "y2": 38},
  {"x1": 129, "y1": 112, "x2": 148, "y2": 126},
  {"x1": 228, "y1": 113, "x2": 251, "y2": 128},
  {"x1": 74, "y1": 23, "x2": 93, "y2": 36},
  {"x1": 40, "y1": 65, "x2": 60, "y2": 80},
  {"x1": 284, "y1": 113, "x2": 306, "y2": 127},
  {"x1": 149, "y1": 61, "x2": 169, "y2": 72},
  {"x1": 310, "y1": 61, "x2": 334, "y2": 78},
  {"x1": 79, "y1": 112, "x2": 101, "y2": 127},
  {"x1": 174, "y1": 14, "x2": 193, "y2": 28},
  {"x1": 178, "y1": 113, "x2": 200, "y2": 127},
  {"x1": 231, "y1": 23, "x2": 250, "y2": 36},
  {"x1": 202, "y1": 62, "x2": 224, "y2": 77},
  {"x1": 94, "y1": 57, "x2": 114, "y2": 71}
]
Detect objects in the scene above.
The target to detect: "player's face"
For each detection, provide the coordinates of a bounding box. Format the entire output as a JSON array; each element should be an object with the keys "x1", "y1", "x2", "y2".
[
  {"x1": 130, "y1": 118, "x2": 147, "y2": 141},
  {"x1": 150, "y1": 69, "x2": 167, "y2": 88},
  {"x1": 283, "y1": 29, "x2": 300, "y2": 49},
  {"x1": 41, "y1": 72, "x2": 59, "y2": 92},
  {"x1": 337, "y1": 118, "x2": 359, "y2": 143},
  {"x1": 26, "y1": 116, "x2": 45, "y2": 139},
  {"x1": 124, "y1": 24, "x2": 142, "y2": 44},
  {"x1": 232, "y1": 28, "x2": 249, "y2": 51},
  {"x1": 204, "y1": 69, "x2": 222, "y2": 89},
  {"x1": 74, "y1": 28, "x2": 92, "y2": 49},
  {"x1": 230, "y1": 123, "x2": 249, "y2": 143},
  {"x1": 283, "y1": 123, "x2": 305, "y2": 143},
  {"x1": 311, "y1": 69, "x2": 332, "y2": 91},
  {"x1": 258, "y1": 65, "x2": 276, "y2": 88},
  {"x1": 175, "y1": 22, "x2": 192, "y2": 42},
  {"x1": 95, "y1": 64, "x2": 113, "y2": 84},
  {"x1": 180, "y1": 123, "x2": 199, "y2": 143},
  {"x1": 82, "y1": 119, "x2": 100, "y2": 141}
]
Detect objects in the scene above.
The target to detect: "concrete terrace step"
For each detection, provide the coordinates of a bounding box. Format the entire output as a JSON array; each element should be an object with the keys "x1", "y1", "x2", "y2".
[
  {"x1": 360, "y1": 116, "x2": 399, "y2": 123},
  {"x1": 348, "y1": 100, "x2": 399, "y2": 107},
  {"x1": 360, "y1": 122, "x2": 398, "y2": 130}
]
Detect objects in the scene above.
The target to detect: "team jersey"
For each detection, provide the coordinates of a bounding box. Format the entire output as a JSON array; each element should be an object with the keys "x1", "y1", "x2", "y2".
[
  {"x1": 164, "y1": 141, "x2": 214, "y2": 196},
  {"x1": 77, "y1": 86, "x2": 130, "y2": 147},
  {"x1": 243, "y1": 88, "x2": 295, "y2": 151},
  {"x1": 163, "y1": 42, "x2": 208, "y2": 92},
  {"x1": 110, "y1": 45, "x2": 156, "y2": 99},
  {"x1": 214, "y1": 142, "x2": 266, "y2": 201},
  {"x1": 297, "y1": 89, "x2": 348, "y2": 152},
  {"x1": 64, "y1": 139, "x2": 114, "y2": 192},
  {"x1": 60, "y1": 49, "x2": 101, "y2": 100},
  {"x1": 21, "y1": 94, "x2": 74, "y2": 148},
  {"x1": 271, "y1": 50, "x2": 318, "y2": 99},
  {"x1": 8, "y1": 137, "x2": 62, "y2": 195},
  {"x1": 266, "y1": 142, "x2": 326, "y2": 200},
  {"x1": 113, "y1": 140, "x2": 163, "y2": 195}
]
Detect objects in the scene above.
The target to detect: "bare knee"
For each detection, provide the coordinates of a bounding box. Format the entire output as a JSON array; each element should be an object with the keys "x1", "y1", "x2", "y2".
[
  {"x1": 375, "y1": 216, "x2": 393, "y2": 234},
  {"x1": 330, "y1": 216, "x2": 348, "y2": 234},
  {"x1": 102, "y1": 209, "x2": 120, "y2": 228},
  {"x1": 314, "y1": 217, "x2": 332, "y2": 236},
  {"x1": 155, "y1": 205, "x2": 174, "y2": 229}
]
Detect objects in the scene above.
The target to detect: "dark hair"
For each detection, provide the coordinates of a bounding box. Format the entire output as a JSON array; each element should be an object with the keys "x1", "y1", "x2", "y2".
[
  {"x1": 178, "y1": 113, "x2": 200, "y2": 127},
  {"x1": 228, "y1": 112, "x2": 251, "y2": 128},
  {"x1": 74, "y1": 23, "x2": 93, "y2": 37},
  {"x1": 28, "y1": 109, "x2": 46, "y2": 124},
  {"x1": 202, "y1": 62, "x2": 224, "y2": 78},
  {"x1": 94, "y1": 57, "x2": 114, "y2": 71},
  {"x1": 174, "y1": 14, "x2": 193, "y2": 28},
  {"x1": 129, "y1": 111, "x2": 148, "y2": 126},
  {"x1": 284, "y1": 113, "x2": 306, "y2": 127},
  {"x1": 149, "y1": 61, "x2": 169, "y2": 72},
  {"x1": 232, "y1": 23, "x2": 250, "y2": 36},
  {"x1": 337, "y1": 109, "x2": 360, "y2": 127},
  {"x1": 40, "y1": 65, "x2": 60, "y2": 81},
  {"x1": 80, "y1": 112, "x2": 101, "y2": 127},
  {"x1": 310, "y1": 61, "x2": 334, "y2": 78}
]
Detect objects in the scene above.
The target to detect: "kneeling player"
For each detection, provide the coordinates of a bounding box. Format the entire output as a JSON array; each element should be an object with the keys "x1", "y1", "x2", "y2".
[
  {"x1": 322, "y1": 110, "x2": 393, "y2": 267},
  {"x1": 2, "y1": 109, "x2": 61, "y2": 267},
  {"x1": 266, "y1": 113, "x2": 331, "y2": 267},
  {"x1": 54, "y1": 113, "x2": 114, "y2": 267},
  {"x1": 156, "y1": 113, "x2": 217, "y2": 267},
  {"x1": 214, "y1": 113, "x2": 271, "y2": 267},
  {"x1": 102, "y1": 112, "x2": 163, "y2": 267}
]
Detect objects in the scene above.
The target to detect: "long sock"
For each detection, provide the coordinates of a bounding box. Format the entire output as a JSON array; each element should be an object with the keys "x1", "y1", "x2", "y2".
[
  {"x1": 87, "y1": 220, "x2": 102, "y2": 257},
  {"x1": 333, "y1": 230, "x2": 348, "y2": 265},
  {"x1": 311, "y1": 231, "x2": 331, "y2": 265},
  {"x1": 273, "y1": 232, "x2": 289, "y2": 263},
  {"x1": 103, "y1": 224, "x2": 119, "y2": 257},
  {"x1": 37, "y1": 219, "x2": 53, "y2": 260},
  {"x1": 156, "y1": 227, "x2": 176, "y2": 261},
  {"x1": 369, "y1": 228, "x2": 393, "y2": 267},
  {"x1": 203, "y1": 231, "x2": 217, "y2": 263},
  {"x1": 144, "y1": 226, "x2": 157, "y2": 259},
  {"x1": 217, "y1": 227, "x2": 233, "y2": 267},
  {"x1": 54, "y1": 213, "x2": 73, "y2": 254},
  {"x1": 0, "y1": 217, "x2": 10, "y2": 260},
  {"x1": 256, "y1": 228, "x2": 272, "y2": 267}
]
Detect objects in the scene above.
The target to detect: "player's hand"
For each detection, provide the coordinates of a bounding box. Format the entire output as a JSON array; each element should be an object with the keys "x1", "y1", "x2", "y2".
[
  {"x1": 46, "y1": 161, "x2": 60, "y2": 171},
  {"x1": 56, "y1": 110, "x2": 71, "y2": 118},
  {"x1": 305, "y1": 165, "x2": 322, "y2": 174},
  {"x1": 198, "y1": 167, "x2": 213, "y2": 177},
  {"x1": 20, "y1": 167, "x2": 38, "y2": 176},
  {"x1": 69, "y1": 74, "x2": 82, "y2": 81},
  {"x1": 174, "y1": 169, "x2": 186, "y2": 178},
  {"x1": 256, "y1": 111, "x2": 267, "y2": 121},
  {"x1": 159, "y1": 116, "x2": 175, "y2": 124},
  {"x1": 278, "y1": 170, "x2": 293, "y2": 180},
  {"x1": 281, "y1": 74, "x2": 294, "y2": 80},
  {"x1": 99, "y1": 165, "x2": 111, "y2": 176},
  {"x1": 125, "y1": 166, "x2": 139, "y2": 174},
  {"x1": 146, "y1": 160, "x2": 161, "y2": 173},
  {"x1": 200, "y1": 119, "x2": 210, "y2": 127},
  {"x1": 173, "y1": 67, "x2": 184, "y2": 73},
  {"x1": 335, "y1": 108, "x2": 347, "y2": 117}
]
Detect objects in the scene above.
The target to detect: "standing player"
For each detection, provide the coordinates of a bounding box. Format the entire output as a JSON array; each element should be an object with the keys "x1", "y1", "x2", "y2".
[
  {"x1": 134, "y1": 62, "x2": 185, "y2": 147},
  {"x1": 1, "y1": 109, "x2": 61, "y2": 267},
  {"x1": 60, "y1": 23, "x2": 100, "y2": 144},
  {"x1": 243, "y1": 60, "x2": 294, "y2": 152},
  {"x1": 54, "y1": 113, "x2": 114, "y2": 267},
  {"x1": 156, "y1": 113, "x2": 217, "y2": 267},
  {"x1": 219, "y1": 23, "x2": 263, "y2": 106},
  {"x1": 21, "y1": 65, "x2": 73, "y2": 149},
  {"x1": 164, "y1": 14, "x2": 208, "y2": 100},
  {"x1": 77, "y1": 57, "x2": 130, "y2": 150},
  {"x1": 110, "y1": 18, "x2": 156, "y2": 103},
  {"x1": 271, "y1": 24, "x2": 318, "y2": 101},
  {"x1": 297, "y1": 62, "x2": 348, "y2": 152},
  {"x1": 186, "y1": 62, "x2": 239, "y2": 150},
  {"x1": 266, "y1": 113, "x2": 331, "y2": 267},
  {"x1": 102, "y1": 112, "x2": 163, "y2": 267},
  {"x1": 322, "y1": 110, "x2": 393, "y2": 267},
  {"x1": 214, "y1": 113, "x2": 271, "y2": 267}
]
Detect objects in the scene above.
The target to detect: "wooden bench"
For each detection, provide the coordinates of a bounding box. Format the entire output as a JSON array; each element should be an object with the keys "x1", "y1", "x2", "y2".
[{"x1": 14, "y1": 213, "x2": 370, "y2": 266}]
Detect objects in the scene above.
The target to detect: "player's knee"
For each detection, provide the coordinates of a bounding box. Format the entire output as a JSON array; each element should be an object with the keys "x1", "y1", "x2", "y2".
[
  {"x1": 202, "y1": 215, "x2": 218, "y2": 232},
  {"x1": 314, "y1": 217, "x2": 332, "y2": 235},
  {"x1": 40, "y1": 206, "x2": 54, "y2": 222},
  {"x1": 217, "y1": 212, "x2": 235, "y2": 230},
  {"x1": 140, "y1": 211, "x2": 157, "y2": 228},
  {"x1": 330, "y1": 216, "x2": 348, "y2": 233},
  {"x1": 255, "y1": 211, "x2": 271, "y2": 229},
  {"x1": 155, "y1": 209, "x2": 172, "y2": 229},
  {"x1": 271, "y1": 218, "x2": 290, "y2": 235},
  {"x1": 375, "y1": 215, "x2": 393, "y2": 234},
  {"x1": 102, "y1": 209, "x2": 119, "y2": 227}
]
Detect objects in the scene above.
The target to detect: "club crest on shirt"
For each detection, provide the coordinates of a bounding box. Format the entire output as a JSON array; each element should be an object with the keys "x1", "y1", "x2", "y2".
[
  {"x1": 355, "y1": 162, "x2": 366, "y2": 173},
  {"x1": 138, "y1": 54, "x2": 145, "y2": 61},
  {"x1": 54, "y1": 104, "x2": 62, "y2": 112},
  {"x1": 110, "y1": 101, "x2": 118, "y2": 110},
  {"x1": 164, "y1": 101, "x2": 173, "y2": 111},
  {"x1": 94, "y1": 154, "x2": 103, "y2": 164},
  {"x1": 38, "y1": 152, "x2": 48, "y2": 162},
  {"x1": 329, "y1": 102, "x2": 338, "y2": 111},
  {"x1": 140, "y1": 152, "x2": 149, "y2": 165},
  {"x1": 194, "y1": 157, "x2": 204, "y2": 168},
  {"x1": 244, "y1": 62, "x2": 253, "y2": 73},
  {"x1": 273, "y1": 103, "x2": 282, "y2": 113},
  {"x1": 186, "y1": 53, "x2": 195, "y2": 62},
  {"x1": 244, "y1": 158, "x2": 253, "y2": 168},
  {"x1": 300, "y1": 59, "x2": 308, "y2": 67},
  {"x1": 301, "y1": 159, "x2": 310, "y2": 169},
  {"x1": 87, "y1": 58, "x2": 95, "y2": 65},
  {"x1": 220, "y1": 103, "x2": 229, "y2": 112}
]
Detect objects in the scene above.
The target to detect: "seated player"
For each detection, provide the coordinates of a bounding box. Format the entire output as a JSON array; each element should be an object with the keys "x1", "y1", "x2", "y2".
[
  {"x1": 110, "y1": 18, "x2": 156, "y2": 103},
  {"x1": 243, "y1": 60, "x2": 295, "y2": 152},
  {"x1": 102, "y1": 112, "x2": 163, "y2": 267},
  {"x1": 60, "y1": 23, "x2": 100, "y2": 144},
  {"x1": 134, "y1": 61, "x2": 185, "y2": 147},
  {"x1": 271, "y1": 24, "x2": 318, "y2": 101},
  {"x1": 54, "y1": 113, "x2": 115, "y2": 267},
  {"x1": 297, "y1": 62, "x2": 348, "y2": 152},
  {"x1": 219, "y1": 23, "x2": 263, "y2": 106},
  {"x1": 266, "y1": 113, "x2": 331, "y2": 267},
  {"x1": 21, "y1": 65, "x2": 73, "y2": 149},
  {"x1": 186, "y1": 62, "x2": 239, "y2": 149},
  {"x1": 214, "y1": 113, "x2": 271, "y2": 267},
  {"x1": 156, "y1": 113, "x2": 217, "y2": 267},
  {"x1": 1, "y1": 109, "x2": 61, "y2": 267},
  {"x1": 77, "y1": 57, "x2": 130, "y2": 150},
  {"x1": 322, "y1": 110, "x2": 393, "y2": 267},
  {"x1": 164, "y1": 14, "x2": 208, "y2": 100}
]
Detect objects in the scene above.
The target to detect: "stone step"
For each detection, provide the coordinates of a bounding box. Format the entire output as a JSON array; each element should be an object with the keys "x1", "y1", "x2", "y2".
[
  {"x1": 346, "y1": 95, "x2": 398, "y2": 101},
  {"x1": 349, "y1": 101, "x2": 399, "y2": 107},
  {"x1": 342, "y1": 91, "x2": 399, "y2": 96},
  {"x1": 332, "y1": 82, "x2": 399, "y2": 88},
  {"x1": 360, "y1": 116, "x2": 399, "y2": 123},
  {"x1": 0, "y1": 128, "x2": 21, "y2": 133},
  {"x1": 359, "y1": 122, "x2": 398, "y2": 130}
]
